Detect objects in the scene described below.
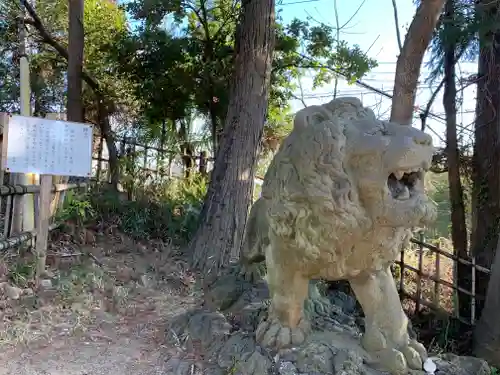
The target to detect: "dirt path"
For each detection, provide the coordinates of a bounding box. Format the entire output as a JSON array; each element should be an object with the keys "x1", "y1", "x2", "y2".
[{"x1": 0, "y1": 235, "x2": 199, "y2": 375}]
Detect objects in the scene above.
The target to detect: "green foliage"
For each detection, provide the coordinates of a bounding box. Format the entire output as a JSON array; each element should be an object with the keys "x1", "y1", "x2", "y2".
[
  {"x1": 1, "y1": 0, "x2": 378, "y2": 171},
  {"x1": 425, "y1": 172, "x2": 472, "y2": 239},
  {"x1": 0, "y1": 0, "x2": 135, "y2": 121},
  {"x1": 57, "y1": 190, "x2": 97, "y2": 228},
  {"x1": 424, "y1": 0, "x2": 478, "y2": 83},
  {"x1": 109, "y1": 0, "x2": 378, "y2": 153},
  {"x1": 8, "y1": 260, "x2": 35, "y2": 288},
  {"x1": 91, "y1": 174, "x2": 207, "y2": 243},
  {"x1": 0, "y1": 0, "x2": 22, "y2": 112}
]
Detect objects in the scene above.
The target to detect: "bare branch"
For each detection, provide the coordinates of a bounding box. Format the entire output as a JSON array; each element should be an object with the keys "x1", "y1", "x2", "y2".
[
  {"x1": 391, "y1": 0, "x2": 403, "y2": 52},
  {"x1": 339, "y1": 0, "x2": 366, "y2": 30},
  {"x1": 22, "y1": 1, "x2": 100, "y2": 93},
  {"x1": 420, "y1": 78, "x2": 445, "y2": 131},
  {"x1": 293, "y1": 71, "x2": 308, "y2": 107},
  {"x1": 420, "y1": 47, "x2": 470, "y2": 131}
]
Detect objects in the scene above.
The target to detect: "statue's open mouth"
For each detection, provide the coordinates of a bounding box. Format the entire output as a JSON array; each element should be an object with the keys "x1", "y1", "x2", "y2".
[{"x1": 387, "y1": 168, "x2": 424, "y2": 201}]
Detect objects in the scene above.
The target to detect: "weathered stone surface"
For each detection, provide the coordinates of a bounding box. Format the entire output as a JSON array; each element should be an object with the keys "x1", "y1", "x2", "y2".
[
  {"x1": 278, "y1": 361, "x2": 298, "y2": 375},
  {"x1": 294, "y1": 342, "x2": 336, "y2": 374},
  {"x1": 164, "y1": 358, "x2": 200, "y2": 375},
  {"x1": 204, "y1": 273, "x2": 250, "y2": 311},
  {"x1": 217, "y1": 332, "x2": 257, "y2": 368},
  {"x1": 165, "y1": 309, "x2": 231, "y2": 361},
  {"x1": 162, "y1": 101, "x2": 490, "y2": 375},
  {"x1": 164, "y1": 300, "x2": 491, "y2": 375},
  {"x1": 238, "y1": 97, "x2": 438, "y2": 374},
  {"x1": 233, "y1": 349, "x2": 273, "y2": 375},
  {"x1": 202, "y1": 364, "x2": 226, "y2": 375},
  {"x1": 333, "y1": 349, "x2": 367, "y2": 375},
  {"x1": 433, "y1": 354, "x2": 490, "y2": 375}
]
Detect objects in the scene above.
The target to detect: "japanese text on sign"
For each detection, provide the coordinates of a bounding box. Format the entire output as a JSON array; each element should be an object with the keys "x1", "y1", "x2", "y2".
[{"x1": 4, "y1": 115, "x2": 93, "y2": 177}]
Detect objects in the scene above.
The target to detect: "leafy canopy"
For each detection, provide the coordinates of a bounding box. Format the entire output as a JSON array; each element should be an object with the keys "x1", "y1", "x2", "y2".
[{"x1": 109, "y1": 0, "x2": 378, "y2": 150}]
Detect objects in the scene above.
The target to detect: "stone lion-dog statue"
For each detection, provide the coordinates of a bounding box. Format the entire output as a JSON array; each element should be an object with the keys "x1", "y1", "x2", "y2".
[{"x1": 242, "y1": 97, "x2": 437, "y2": 374}]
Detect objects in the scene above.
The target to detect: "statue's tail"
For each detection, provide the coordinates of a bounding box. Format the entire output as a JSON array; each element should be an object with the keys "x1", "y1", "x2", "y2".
[
  {"x1": 238, "y1": 198, "x2": 269, "y2": 281},
  {"x1": 241, "y1": 197, "x2": 269, "y2": 265}
]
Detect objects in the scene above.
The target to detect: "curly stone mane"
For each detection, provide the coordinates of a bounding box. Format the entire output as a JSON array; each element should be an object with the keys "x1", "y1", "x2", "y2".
[
  {"x1": 260, "y1": 98, "x2": 373, "y2": 263},
  {"x1": 242, "y1": 97, "x2": 437, "y2": 375}
]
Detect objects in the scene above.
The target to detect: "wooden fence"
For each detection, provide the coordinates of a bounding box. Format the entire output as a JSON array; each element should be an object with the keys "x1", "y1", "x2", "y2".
[
  {"x1": 397, "y1": 233, "x2": 491, "y2": 326},
  {"x1": 92, "y1": 135, "x2": 214, "y2": 184},
  {"x1": 0, "y1": 181, "x2": 87, "y2": 280},
  {"x1": 0, "y1": 131, "x2": 214, "y2": 282}
]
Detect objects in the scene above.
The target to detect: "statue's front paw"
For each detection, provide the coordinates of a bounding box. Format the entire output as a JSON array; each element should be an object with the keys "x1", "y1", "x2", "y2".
[
  {"x1": 255, "y1": 317, "x2": 310, "y2": 350},
  {"x1": 239, "y1": 262, "x2": 266, "y2": 282},
  {"x1": 363, "y1": 328, "x2": 427, "y2": 374}
]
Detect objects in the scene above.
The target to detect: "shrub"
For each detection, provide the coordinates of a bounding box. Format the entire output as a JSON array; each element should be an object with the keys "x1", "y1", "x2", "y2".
[{"x1": 90, "y1": 173, "x2": 207, "y2": 244}]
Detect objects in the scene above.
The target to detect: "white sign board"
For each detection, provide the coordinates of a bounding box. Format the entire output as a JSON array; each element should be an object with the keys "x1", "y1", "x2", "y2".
[{"x1": 2, "y1": 115, "x2": 93, "y2": 177}]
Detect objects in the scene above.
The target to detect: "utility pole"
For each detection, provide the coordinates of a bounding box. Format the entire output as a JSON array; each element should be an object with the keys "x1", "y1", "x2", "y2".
[{"x1": 12, "y1": 0, "x2": 35, "y2": 234}]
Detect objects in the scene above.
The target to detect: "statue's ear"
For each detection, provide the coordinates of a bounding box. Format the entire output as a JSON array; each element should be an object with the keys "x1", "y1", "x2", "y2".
[{"x1": 293, "y1": 106, "x2": 334, "y2": 130}]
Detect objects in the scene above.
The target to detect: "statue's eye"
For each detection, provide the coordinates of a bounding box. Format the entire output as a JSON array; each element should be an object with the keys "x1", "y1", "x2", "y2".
[{"x1": 312, "y1": 114, "x2": 324, "y2": 124}]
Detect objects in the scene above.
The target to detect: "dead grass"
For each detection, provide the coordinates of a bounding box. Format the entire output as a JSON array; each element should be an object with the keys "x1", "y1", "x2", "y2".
[
  {"x1": 394, "y1": 238, "x2": 456, "y2": 315},
  {"x1": 0, "y1": 228, "x2": 199, "y2": 351},
  {"x1": 392, "y1": 238, "x2": 475, "y2": 355}
]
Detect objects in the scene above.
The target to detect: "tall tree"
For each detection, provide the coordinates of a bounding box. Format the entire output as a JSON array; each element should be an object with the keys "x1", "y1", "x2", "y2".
[
  {"x1": 55, "y1": 0, "x2": 85, "y2": 208},
  {"x1": 473, "y1": 0, "x2": 500, "y2": 364},
  {"x1": 21, "y1": 0, "x2": 130, "y2": 188},
  {"x1": 188, "y1": 0, "x2": 276, "y2": 274},
  {"x1": 117, "y1": 0, "x2": 376, "y2": 158},
  {"x1": 442, "y1": 0, "x2": 470, "y2": 323},
  {"x1": 67, "y1": 0, "x2": 84, "y2": 122},
  {"x1": 475, "y1": 237, "x2": 500, "y2": 366},
  {"x1": 471, "y1": 0, "x2": 500, "y2": 316},
  {"x1": 424, "y1": 0, "x2": 479, "y2": 322},
  {"x1": 390, "y1": 0, "x2": 447, "y2": 125}
]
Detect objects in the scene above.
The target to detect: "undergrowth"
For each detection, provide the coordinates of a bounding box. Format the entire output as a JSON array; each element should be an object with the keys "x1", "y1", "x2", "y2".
[{"x1": 83, "y1": 174, "x2": 207, "y2": 244}]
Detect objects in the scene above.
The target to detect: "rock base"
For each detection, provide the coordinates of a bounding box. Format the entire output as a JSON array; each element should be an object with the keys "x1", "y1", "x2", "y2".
[{"x1": 164, "y1": 272, "x2": 491, "y2": 375}]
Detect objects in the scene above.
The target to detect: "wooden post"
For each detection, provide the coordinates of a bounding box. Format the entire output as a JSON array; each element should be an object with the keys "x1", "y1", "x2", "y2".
[
  {"x1": 46, "y1": 113, "x2": 68, "y2": 218},
  {"x1": 1, "y1": 114, "x2": 15, "y2": 237},
  {"x1": 199, "y1": 151, "x2": 207, "y2": 176},
  {"x1": 35, "y1": 174, "x2": 52, "y2": 281}
]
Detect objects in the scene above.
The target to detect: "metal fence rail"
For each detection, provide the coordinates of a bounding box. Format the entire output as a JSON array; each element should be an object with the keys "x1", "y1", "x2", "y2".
[
  {"x1": 0, "y1": 182, "x2": 87, "y2": 252},
  {"x1": 395, "y1": 234, "x2": 490, "y2": 326}
]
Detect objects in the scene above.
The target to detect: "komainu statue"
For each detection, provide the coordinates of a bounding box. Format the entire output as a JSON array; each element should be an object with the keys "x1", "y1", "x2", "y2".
[{"x1": 242, "y1": 97, "x2": 437, "y2": 375}]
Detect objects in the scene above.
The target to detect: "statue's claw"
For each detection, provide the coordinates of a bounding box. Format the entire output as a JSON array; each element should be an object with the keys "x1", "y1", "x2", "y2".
[
  {"x1": 255, "y1": 316, "x2": 310, "y2": 350},
  {"x1": 363, "y1": 326, "x2": 427, "y2": 374}
]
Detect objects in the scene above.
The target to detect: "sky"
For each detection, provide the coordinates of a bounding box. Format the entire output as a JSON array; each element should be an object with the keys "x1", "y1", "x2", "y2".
[{"x1": 277, "y1": 0, "x2": 477, "y2": 148}]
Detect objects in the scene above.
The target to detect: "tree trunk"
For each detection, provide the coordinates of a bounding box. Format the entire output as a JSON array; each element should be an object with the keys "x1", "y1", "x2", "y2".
[
  {"x1": 474, "y1": 236, "x2": 500, "y2": 366},
  {"x1": 390, "y1": 0, "x2": 446, "y2": 125},
  {"x1": 442, "y1": 0, "x2": 470, "y2": 322},
  {"x1": 470, "y1": 0, "x2": 500, "y2": 322},
  {"x1": 67, "y1": 0, "x2": 84, "y2": 123},
  {"x1": 189, "y1": 0, "x2": 275, "y2": 275},
  {"x1": 98, "y1": 98, "x2": 120, "y2": 188},
  {"x1": 57, "y1": 0, "x2": 85, "y2": 208}
]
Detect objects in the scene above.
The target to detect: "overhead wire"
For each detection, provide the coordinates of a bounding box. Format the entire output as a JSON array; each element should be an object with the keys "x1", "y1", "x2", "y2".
[{"x1": 291, "y1": 52, "x2": 479, "y2": 143}]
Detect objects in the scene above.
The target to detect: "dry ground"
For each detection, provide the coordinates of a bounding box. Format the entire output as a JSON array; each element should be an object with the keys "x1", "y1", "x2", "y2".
[
  {"x1": 0, "y1": 229, "x2": 468, "y2": 373},
  {"x1": 0, "y1": 231, "x2": 200, "y2": 375}
]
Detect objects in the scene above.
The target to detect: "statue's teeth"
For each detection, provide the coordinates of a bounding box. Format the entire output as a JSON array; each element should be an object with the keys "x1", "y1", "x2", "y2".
[
  {"x1": 396, "y1": 186, "x2": 410, "y2": 200},
  {"x1": 394, "y1": 171, "x2": 404, "y2": 180}
]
